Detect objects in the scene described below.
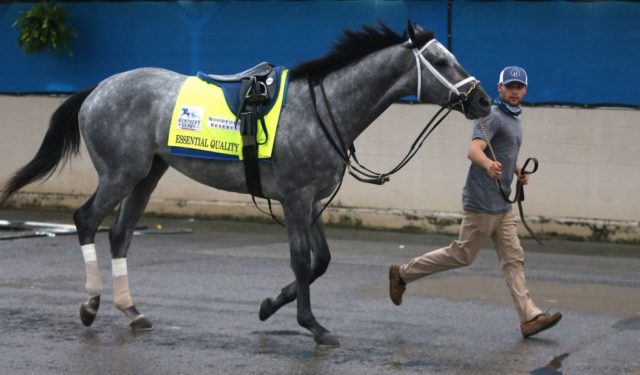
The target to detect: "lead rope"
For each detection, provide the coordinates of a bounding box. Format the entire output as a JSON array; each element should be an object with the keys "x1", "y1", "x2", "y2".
[{"x1": 478, "y1": 118, "x2": 542, "y2": 245}]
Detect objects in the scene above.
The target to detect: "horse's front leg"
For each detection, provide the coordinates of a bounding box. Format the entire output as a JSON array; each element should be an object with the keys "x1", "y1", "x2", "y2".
[
  {"x1": 259, "y1": 205, "x2": 330, "y2": 321},
  {"x1": 278, "y1": 200, "x2": 339, "y2": 347}
]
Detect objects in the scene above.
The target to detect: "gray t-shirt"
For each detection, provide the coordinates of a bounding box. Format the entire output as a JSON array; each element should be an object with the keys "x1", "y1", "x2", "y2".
[{"x1": 462, "y1": 105, "x2": 522, "y2": 214}]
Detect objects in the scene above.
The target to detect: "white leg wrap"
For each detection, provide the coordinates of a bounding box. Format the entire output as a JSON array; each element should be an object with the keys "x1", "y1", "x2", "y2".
[
  {"x1": 81, "y1": 244, "x2": 102, "y2": 297},
  {"x1": 112, "y1": 258, "x2": 133, "y2": 310}
]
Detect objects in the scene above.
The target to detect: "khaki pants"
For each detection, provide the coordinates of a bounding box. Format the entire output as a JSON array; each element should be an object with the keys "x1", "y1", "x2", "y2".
[{"x1": 399, "y1": 211, "x2": 542, "y2": 323}]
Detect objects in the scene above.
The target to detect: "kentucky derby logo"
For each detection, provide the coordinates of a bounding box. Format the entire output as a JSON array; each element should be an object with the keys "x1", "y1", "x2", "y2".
[{"x1": 177, "y1": 106, "x2": 203, "y2": 131}]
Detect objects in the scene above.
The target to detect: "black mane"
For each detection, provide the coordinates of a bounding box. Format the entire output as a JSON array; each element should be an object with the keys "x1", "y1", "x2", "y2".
[{"x1": 289, "y1": 23, "x2": 414, "y2": 80}]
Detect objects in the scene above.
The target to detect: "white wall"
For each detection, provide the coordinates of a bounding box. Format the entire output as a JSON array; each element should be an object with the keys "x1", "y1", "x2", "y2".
[{"x1": 1, "y1": 95, "x2": 638, "y2": 242}]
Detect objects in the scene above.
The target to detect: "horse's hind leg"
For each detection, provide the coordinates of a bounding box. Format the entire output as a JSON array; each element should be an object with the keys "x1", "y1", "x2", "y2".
[
  {"x1": 75, "y1": 178, "x2": 141, "y2": 327},
  {"x1": 259, "y1": 209, "x2": 331, "y2": 321},
  {"x1": 108, "y1": 157, "x2": 168, "y2": 331},
  {"x1": 77, "y1": 195, "x2": 103, "y2": 326}
]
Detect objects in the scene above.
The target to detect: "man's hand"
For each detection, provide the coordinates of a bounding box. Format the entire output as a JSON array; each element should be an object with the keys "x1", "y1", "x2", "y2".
[
  {"x1": 516, "y1": 165, "x2": 529, "y2": 185},
  {"x1": 487, "y1": 161, "x2": 503, "y2": 180},
  {"x1": 468, "y1": 139, "x2": 502, "y2": 181}
]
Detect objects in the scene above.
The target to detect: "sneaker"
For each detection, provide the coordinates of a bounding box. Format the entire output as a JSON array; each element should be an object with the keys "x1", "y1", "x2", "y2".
[
  {"x1": 521, "y1": 312, "x2": 562, "y2": 338},
  {"x1": 389, "y1": 265, "x2": 406, "y2": 306}
]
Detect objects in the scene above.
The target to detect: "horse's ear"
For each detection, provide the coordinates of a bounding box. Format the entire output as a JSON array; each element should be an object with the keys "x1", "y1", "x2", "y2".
[
  {"x1": 407, "y1": 22, "x2": 425, "y2": 39},
  {"x1": 407, "y1": 21, "x2": 416, "y2": 40},
  {"x1": 405, "y1": 22, "x2": 433, "y2": 48}
]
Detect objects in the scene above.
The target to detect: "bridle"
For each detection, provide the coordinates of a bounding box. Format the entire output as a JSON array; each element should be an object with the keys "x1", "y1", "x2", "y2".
[
  {"x1": 412, "y1": 39, "x2": 478, "y2": 107},
  {"x1": 305, "y1": 38, "x2": 481, "y2": 224},
  {"x1": 310, "y1": 38, "x2": 480, "y2": 184}
]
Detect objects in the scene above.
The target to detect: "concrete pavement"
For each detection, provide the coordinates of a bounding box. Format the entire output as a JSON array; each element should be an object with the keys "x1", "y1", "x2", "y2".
[{"x1": 0, "y1": 209, "x2": 638, "y2": 374}]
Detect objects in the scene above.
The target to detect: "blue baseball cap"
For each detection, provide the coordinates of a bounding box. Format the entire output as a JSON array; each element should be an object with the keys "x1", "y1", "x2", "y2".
[{"x1": 499, "y1": 66, "x2": 528, "y2": 85}]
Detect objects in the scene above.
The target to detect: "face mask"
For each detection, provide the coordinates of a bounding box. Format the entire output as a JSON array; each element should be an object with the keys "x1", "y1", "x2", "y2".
[{"x1": 493, "y1": 96, "x2": 521, "y2": 117}]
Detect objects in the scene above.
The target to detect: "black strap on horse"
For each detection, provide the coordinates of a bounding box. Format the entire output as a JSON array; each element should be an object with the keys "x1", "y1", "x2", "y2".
[
  {"x1": 308, "y1": 76, "x2": 455, "y2": 185},
  {"x1": 479, "y1": 119, "x2": 543, "y2": 245},
  {"x1": 236, "y1": 76, "x2": 286, "y2": 226},
  {"x1": 306, "y1": 76, "x2": 478, "y2": 225},
  {"x1": 237, "y1": 76, "x2": 269, "y2": 198}
]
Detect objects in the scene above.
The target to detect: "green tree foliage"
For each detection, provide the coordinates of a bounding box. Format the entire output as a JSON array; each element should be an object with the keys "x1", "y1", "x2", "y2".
[{"x1": 13, "y1": 1, "x2": 77, "y2": 56}]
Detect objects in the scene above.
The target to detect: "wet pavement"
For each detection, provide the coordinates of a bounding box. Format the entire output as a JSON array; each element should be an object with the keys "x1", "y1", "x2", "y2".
[{"x1": 1, "y1": 209, "x2": 639, "y2": 374}]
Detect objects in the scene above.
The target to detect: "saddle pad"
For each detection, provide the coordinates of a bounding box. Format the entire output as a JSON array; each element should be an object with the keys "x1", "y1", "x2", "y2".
[{"x1": 168, "y1": 69, "x2": 289, "y2": 161}]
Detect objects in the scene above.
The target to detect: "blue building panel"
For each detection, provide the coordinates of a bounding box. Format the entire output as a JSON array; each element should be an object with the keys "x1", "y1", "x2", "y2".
[
  {"x1": 451, "y1": 1, "x2": 640, "y2": 106},
  {"x1": 0, "y1": 0, "x2": 638, "y2": 106}
]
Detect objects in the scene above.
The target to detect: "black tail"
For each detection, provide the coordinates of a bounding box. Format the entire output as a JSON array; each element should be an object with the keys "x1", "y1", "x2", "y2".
[{"x1": 0, "y1": 87, "x2": 95, "y2": 206}]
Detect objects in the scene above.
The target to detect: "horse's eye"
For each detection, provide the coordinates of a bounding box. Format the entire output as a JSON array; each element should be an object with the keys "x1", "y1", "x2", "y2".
[{"x1": 434, "y1": 59, "x2": 448, "y2": 68}]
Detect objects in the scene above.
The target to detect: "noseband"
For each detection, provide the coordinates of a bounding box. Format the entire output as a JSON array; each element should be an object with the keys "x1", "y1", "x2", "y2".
[{"x1": 412, "y1": 39, "x2": 478, "y2": 110}]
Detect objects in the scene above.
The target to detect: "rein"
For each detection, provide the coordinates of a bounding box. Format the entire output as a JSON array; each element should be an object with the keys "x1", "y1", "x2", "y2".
[
  {"x1": 478, "y1": 118, "x2": 542, "y2": 245},
  {"x1": 267, "y1": 37, "x2": 481, "y2": 227},
  {"x1": 304, "y1": 39, "x2": 481, "y2": 225},
  {"x1": 308, "y1": 39, "x2": 480, "y2": 186},
  {"x1": 308, "y1": 76, "x2": 456, "y2": 185},
  {"x1": 307, "y1": 77, "x2": 452, "y2": 224}
]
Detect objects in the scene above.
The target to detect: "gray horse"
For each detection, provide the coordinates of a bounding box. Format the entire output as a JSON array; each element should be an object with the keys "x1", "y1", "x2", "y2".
[{"x1": 0, "y1": 23, "x2": 490, "y2": 347}]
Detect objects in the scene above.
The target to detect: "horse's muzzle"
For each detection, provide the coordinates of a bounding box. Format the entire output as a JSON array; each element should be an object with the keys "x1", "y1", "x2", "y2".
[{"x1": 450, "y1": 83, "x2": 491, "y2": 119}]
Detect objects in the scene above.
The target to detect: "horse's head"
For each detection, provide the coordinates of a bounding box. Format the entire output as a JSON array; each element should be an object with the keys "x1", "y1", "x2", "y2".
[{"x1": 406, "y1": 23, "x2": 491, "y2": 119}]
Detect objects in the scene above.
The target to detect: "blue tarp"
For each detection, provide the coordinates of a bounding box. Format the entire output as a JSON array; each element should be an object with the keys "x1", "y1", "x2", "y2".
[
  {"x1": 0, "y1": 1, "x2": 638, "y2": 107},
  {"x1": 0, "y1": 1, "x2": 429, "y2": 92},
  {"x1": 452, "y1": 1, "x2": 640, "y2": 106}
]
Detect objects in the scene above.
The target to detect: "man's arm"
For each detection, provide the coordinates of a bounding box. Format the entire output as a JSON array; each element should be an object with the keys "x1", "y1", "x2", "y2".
[{"x1": 467, "y1": 138, "x2": 502, "y2": 180}]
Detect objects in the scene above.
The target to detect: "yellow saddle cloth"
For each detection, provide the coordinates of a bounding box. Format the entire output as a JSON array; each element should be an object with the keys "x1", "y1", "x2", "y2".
[{"x1": 167, "y1": 69, "x2": 288, "y2": 160}]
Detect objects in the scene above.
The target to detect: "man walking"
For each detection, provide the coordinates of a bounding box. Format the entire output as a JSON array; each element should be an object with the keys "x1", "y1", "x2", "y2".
[{"x1": 389, "y1": 66, "x2": 561, "y2": 338}]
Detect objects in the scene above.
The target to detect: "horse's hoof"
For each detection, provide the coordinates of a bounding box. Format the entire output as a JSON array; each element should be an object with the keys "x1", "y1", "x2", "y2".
[
  {"x1": 314, "y1": 332, "x2": 340, "y2": 348},
  {"x1": 259, "y1": 298, "x2": 274, "y2": 321},
  {"x1": 79, "y1": 303, "x2": 97, "y2": 326},
  {"x1": 123, "y1": 305, "x2": 153, "y2": 331},
  {"x1": 130, "y1": 315, "x2": 154, "y2": 332},
  {"x1": 79, "y1": 295, "x2": 100, "y2": 327}
]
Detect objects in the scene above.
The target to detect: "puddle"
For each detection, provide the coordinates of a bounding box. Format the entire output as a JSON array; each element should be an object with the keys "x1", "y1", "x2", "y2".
[
  {"x1": 530, "y1": 352, "x2": 569, "y2": 375},
  {"x1": 254, "y1": 330, "x2": 309, "y2": 337},
  {"x1": 612, "y1": 317, "x2": 640, "y2": 331}
]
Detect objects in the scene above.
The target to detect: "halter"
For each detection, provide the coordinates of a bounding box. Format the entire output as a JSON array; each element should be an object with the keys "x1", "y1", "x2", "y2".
[{"x1": 412, "y1": 39, "x2": 478, "y2": 104}]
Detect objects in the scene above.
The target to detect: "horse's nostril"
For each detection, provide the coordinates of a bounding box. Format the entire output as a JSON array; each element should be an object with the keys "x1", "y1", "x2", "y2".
[{"x1": 479, "y1": 97, "x2": 490, "y2": 107}]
